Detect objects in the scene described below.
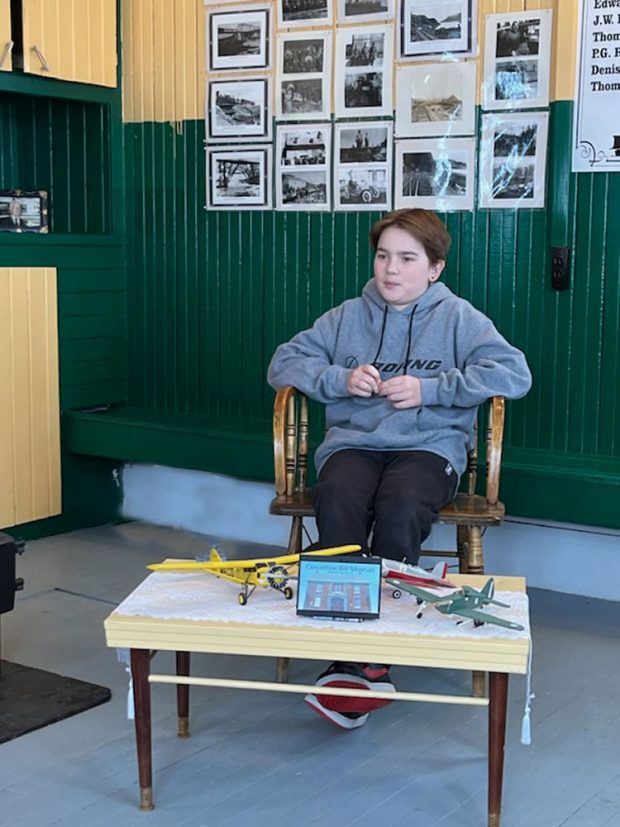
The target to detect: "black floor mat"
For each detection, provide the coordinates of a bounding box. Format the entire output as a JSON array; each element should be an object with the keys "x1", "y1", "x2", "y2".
[{"x1": 0, "y1": 660, "x2": 111, "y2": 744}]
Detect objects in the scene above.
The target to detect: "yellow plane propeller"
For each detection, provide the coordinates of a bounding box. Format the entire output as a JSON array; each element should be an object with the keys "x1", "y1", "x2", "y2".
[{"x1": 147, "y1": 544, "x2": 361, "y2": 605}]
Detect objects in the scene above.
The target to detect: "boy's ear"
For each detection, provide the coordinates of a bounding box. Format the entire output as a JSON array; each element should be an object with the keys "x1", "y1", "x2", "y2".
[{"x1": 429, "y1": 260, "x2": 445, "y2": 282}]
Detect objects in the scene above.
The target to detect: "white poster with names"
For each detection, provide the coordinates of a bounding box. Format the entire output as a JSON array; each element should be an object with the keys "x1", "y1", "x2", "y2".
[{"x1": 573, "y1": 0, "x2": 620, "y2": 172}]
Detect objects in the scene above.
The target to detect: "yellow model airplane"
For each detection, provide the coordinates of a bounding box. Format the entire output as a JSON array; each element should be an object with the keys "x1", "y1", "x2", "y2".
[{"x1": 148, "y1": 544, "x2": 361, "y2": 605}]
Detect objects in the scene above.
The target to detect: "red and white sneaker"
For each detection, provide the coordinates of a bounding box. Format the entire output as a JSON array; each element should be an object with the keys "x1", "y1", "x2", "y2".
[{"x1": 313, "y1": 661, "x2": 395, "y2": 715}]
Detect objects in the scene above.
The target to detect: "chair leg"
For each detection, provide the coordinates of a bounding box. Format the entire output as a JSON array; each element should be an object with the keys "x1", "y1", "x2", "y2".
[
  {"x1": 277, "y1": 517, "x2": 304, "y2": 682},
  {"x1": 456, "y1": 525, "x2": 468, "y2": 573},
  {"x1": 465, "y1": 525, "x2": 485, "y2": 696},
  {"x1": 287, "y1": 516, "x2": 304, "y2": 555},
  {"x1": 472, "y1": 671, "x2": 486, "y2": 698},
  {"x1": 466, "y1": 526, "x2": 484, "y2": 576},
  {"x1": 276, "y1": 657, "x2": 289, "y2": 683}
]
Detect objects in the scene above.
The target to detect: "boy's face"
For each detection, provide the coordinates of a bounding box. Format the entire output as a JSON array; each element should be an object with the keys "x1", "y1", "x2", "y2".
[{"x1": 373, "y1": 226, "x2": 444, "y2": 309}]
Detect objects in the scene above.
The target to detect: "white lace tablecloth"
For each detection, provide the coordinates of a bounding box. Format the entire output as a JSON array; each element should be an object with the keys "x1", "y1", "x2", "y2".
[{"x1": 114, "y1": 571, "x2": 530, "y2": 641}]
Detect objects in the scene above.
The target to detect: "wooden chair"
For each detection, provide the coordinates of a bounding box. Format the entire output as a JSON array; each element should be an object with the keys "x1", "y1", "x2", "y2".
[
  {"x1": 270, "y1": 385, "x2": 506, "y2": 575},
  {"x1": 270, "y1": 386, "x2": 507, "y2": 694}
]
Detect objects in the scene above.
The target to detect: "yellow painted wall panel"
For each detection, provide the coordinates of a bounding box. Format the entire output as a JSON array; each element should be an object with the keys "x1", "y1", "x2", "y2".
[
  {"x1": 122, "y1": 0, "x2": 204, "y2": 123},
  {"x1": 0, "y1": 268, "x2": 61, "y2": 530},
  {"x1": 552, "y1": 0, "x2": 579, "y2": 101},
  {"x1": 0, "y1": 275, "x2": 16, "y2": 528},
  {"x1": 0, "y1": 0, "x2": 12, "y2": 72},
  {"x1": 22, "y1": 0, "x2": 117, "y2": 87}
]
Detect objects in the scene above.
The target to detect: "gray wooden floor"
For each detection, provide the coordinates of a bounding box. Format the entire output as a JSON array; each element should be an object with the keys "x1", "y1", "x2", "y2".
[{"x1": 1, "y1": 522, "x2": 619, "y2": 827}]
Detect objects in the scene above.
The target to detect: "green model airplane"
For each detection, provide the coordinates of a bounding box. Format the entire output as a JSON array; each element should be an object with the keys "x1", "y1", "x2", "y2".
[{"x1": 385, "y1": 576, "x2": 525, "y2": 631}]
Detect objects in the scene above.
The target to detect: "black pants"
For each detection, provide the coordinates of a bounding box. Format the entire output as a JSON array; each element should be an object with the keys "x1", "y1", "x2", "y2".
[{"x1": 313, "y1": 449, "x2": 458, "y2": 565}]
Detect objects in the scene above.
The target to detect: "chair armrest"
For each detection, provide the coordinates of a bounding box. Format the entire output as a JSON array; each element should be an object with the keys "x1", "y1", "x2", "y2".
[{"x1": 486, "y1": 396, "x2": 505, "y2": 505}]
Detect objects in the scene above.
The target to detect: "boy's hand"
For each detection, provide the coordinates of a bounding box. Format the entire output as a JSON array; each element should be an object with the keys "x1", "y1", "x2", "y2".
[
  {"x1": 378, "y1": 375, "x2": 422, "y2": 408},
  {"x1": 347, "y1": 364, "x2": 381, "y2": 397}
]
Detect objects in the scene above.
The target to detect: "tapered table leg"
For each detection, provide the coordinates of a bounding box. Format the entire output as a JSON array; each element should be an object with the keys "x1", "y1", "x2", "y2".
[
  {"x1": 488, "y1": 671, "x2": 508, "y2": 827},
  {"x1": 176, "y1": 651, "x2": 190, "y2": 738},
  {"x1": 130, "y1": 648, "x2": 154, "y2": 811}
]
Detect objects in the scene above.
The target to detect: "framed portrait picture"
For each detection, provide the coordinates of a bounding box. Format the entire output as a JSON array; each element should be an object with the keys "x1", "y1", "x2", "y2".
[
  {"x1": 395, "y1": 61, "x2": 476, "y2": 138},
  {"x1": 278, "y1": 0, "x2": 332, "y2": 28},
  {"x1": 0, "y1": 190, "x2": 48, "y2": 233},
  {"x1": 394, "y1": 137, "x2": 475, "y2": 210},
  {"x1": 400, "y1": 0, "x2": 475, "y2": 59},
  {"x1": 207, "y1": 77, "x2": 271, "y2": 142},
  {"x1": 478, "y1": 112, "x2": 549, "y2": 209},
  {"x1": 276, "y1": 124, "x2": 331, "y2": 210},
  {"x1": 207, "y1": 145, "x2": 273, "y2": 210},
  {"x1": 482, "y1": 10, "x2": 552, "y2": 110},
  {"x1": 334, "y1": 121, "x2": 393, "y2": 211},
  {"x1": 335, "y1": 26, "x2": 393, "y2": 118},
  {"x1": 337, "y1": 0, "x2": 394, "y2": 25},
  {"x1": 276, "y1": 32, "x2": 332, "y2": 120},
  {"x1": 207, "y1": 6, "x2": 271, "y2": 72}
]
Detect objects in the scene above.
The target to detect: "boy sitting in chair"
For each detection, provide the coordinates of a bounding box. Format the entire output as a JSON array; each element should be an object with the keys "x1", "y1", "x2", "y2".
[{"x1": 267, "y1": 208, "x2": 532, "y2": 729}]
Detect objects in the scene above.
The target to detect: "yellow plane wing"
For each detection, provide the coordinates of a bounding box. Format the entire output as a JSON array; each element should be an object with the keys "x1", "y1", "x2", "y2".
[{"x1": 147, "y1": 544, "x2": 361, "y2": 573}]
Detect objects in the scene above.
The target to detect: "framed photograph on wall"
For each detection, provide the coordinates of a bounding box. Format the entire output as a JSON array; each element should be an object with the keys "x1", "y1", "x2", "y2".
[
  {"x1": 395, "y1": 61, "x2": 476, "y2": 138},
  {"x1": 276, "y1": 124, "x2": 332, "y2": 210},
  {"x1": 478, "y1": 112, "x2": 549, "y2": 209},
  {"x1": 207, "y1": 77, "x2": 272, "y2": 142},
  {"x1": 394, "y1": 137, "x2": 475, "y2": 210},
  {"x1": 334, "y1": 121, "x2": 393, "y2": 210},
  {"x1": 337, "y1": 0, "x2": 394, "y2": 25},
  {"x1": 276, "y1": 32, "x2": 332, "y2": 120},
  {"x1": 482, "y1": 10, "x2": 552, "y2": 110},
  {"x1": 335, "y1": 26, "x2": 393, "y2": 118},
  {"x1": 400, "y1": 0, "x2": 475, "y2": 59},
  {"x1": 207, "y1": 145, "x2": 273, "y2": 210},
  {"x1": 207, "y1": 6, "x2": 271, "y2": 72},
  {"x1": 0, "y1": 190, "x2": 49, "y2": 233},
  {"x1": 278, "y1": 0, "x2": 332, "y2": 28}
]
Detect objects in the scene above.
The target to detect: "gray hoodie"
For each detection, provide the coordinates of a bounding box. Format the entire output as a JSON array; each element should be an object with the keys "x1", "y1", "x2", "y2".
[{"x1": 267, "y1": 279, "x2": 532, "y2": 477}]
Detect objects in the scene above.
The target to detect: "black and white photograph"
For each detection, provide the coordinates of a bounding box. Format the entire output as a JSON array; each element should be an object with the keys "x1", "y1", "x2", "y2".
[
  {"x1": 279, "y1": 170, "x2": 330, "y2": 209},
  {"x1": 482, "y1": 10, "x2": 552, "y2": 111},
  {"x1": 207, "y1": 145, "x2": 272, "y2": 210},
  {"x1": 276, "y1": 124, "x2": 331, "y2": 210},
  {"x1": 336, "y1": 122, "x2": 391, "y2": 164},
  {"x1": 277, "y1": 125, "x2": 330, "y2": 166},
  {"x1": 278, "y1": 77, "x2": 327, "y2": 120},
  {"x1": 207, "y1": 78, "x2": 271, "y2": 142},
  {"x1": 0, "y1": 190, "x2": 48, "y2": 233},
  {"x1": 334, "y1": 121, "x2": 392, "y2": 211},
  {"x1": 276, "y1": 32, "x2": 331, "y2": 120},
  {"x1": 278, "y1": 0, "x2": 332, "y2": 28},
  {"x1": 337, "y1": 0, "x2": 394, "y2": 25},
  {"x1": 494, "y1": 60, "x2": 539, "y2": 103},
  {"x1": 395, "y1": 61, "x2": 476, "y2": 138},
  {"x1": 335, "y1": 26, "x2": 393, "y2": 117},
  {"x1": 335, "y1": 167, "x2": 390, "y2": 210},
  {"x1": 478, "y1": 112, "x2": 549, "y2": 209},
  {"x1": 400, "y1": 0, "x2": 473, "y2": 58},
  {"x1": 280, "y1": 33, "x2": 327, "y2": 74},
  {"x1": 208, "y1": 6, "x2": 270, "y2": 71},
  {"x1": 394, "y1": 137, "x2": 474, "y2": 210}
]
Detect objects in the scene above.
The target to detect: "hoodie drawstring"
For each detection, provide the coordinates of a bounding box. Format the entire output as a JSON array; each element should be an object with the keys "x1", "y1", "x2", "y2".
[
  {"x1": 372, "y1": 306, "x2": 389, "y2": 367},
  {"x1": 403, "y1": 305, "x2": 417, "y2": 374},
  {"x1": 372, "y1": 304, "x2": 417, "y2": 375}
]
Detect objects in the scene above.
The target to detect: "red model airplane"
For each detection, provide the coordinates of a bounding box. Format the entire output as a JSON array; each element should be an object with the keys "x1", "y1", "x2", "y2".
[{"x1": 381, "y1": 559, "x2": 456, "y2": 596}]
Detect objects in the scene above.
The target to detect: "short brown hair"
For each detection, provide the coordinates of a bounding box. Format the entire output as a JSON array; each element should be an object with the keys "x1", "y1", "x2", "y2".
[{"x1": 369, "y1": 208, "x2": 451, "y2": 264}]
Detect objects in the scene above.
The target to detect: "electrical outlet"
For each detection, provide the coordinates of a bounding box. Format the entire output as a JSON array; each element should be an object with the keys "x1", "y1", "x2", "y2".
[{"x1": 551, "y1": 246, "x2": 570, "y2": 291}]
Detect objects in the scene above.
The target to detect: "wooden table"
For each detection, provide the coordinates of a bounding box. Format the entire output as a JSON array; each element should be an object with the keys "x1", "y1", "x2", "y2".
[{"x1": 104, "y1": 570, "x2": 530, "y2": 827}]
